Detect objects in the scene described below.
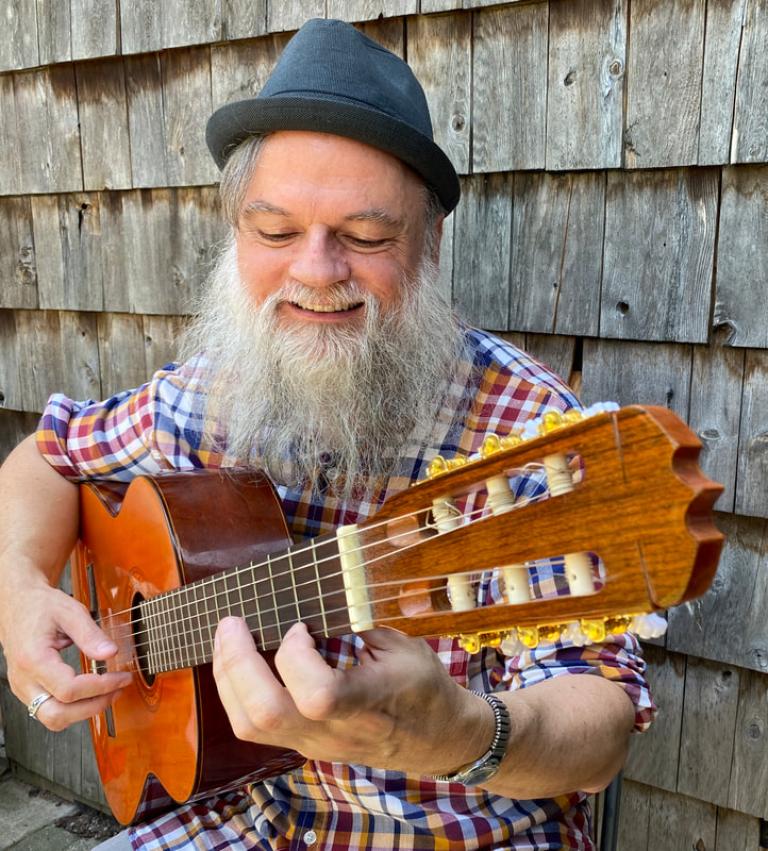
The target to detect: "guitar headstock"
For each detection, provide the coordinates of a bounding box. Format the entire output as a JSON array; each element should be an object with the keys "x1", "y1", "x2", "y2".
[{"x1": 351, "y1": 405, "x2": 724, "y2": 652}]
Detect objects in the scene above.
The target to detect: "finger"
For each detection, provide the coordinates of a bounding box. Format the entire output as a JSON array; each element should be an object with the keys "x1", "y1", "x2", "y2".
[
  {"x1": 275, "y1": 623, "x2": 372, "y2": 721},
  {"x1": 31, "y1": 688, "x2": 125, "y2": 733},
  {"x1": 213, "y1": 617, "x2": 297, "y2": 741},
  {"x1": 34, "y1": 653, "x2": 132, "y2": 704},
  {"x1": 55, "y1": 595, "x2": 121, "y2": 661}
]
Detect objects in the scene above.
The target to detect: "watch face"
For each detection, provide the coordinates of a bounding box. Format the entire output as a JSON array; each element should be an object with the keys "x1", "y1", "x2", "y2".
[{"x1": 456, "y1": 761, "x2": 500, "y2": 786}]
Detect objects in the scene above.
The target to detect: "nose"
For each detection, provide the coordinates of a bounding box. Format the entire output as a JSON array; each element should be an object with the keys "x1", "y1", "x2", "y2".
[{"x1": 288, "y1": 226, "x2": 350, "y2": 288}]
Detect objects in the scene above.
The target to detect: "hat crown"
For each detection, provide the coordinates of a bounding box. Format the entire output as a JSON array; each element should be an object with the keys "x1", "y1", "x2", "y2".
[{"x1": 259, "y1": 19, "x2": 434, "y2": 140}]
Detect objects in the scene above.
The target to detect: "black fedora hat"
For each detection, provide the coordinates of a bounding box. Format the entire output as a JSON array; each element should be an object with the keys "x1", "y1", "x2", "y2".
[{"x1": 205, "y1": 19, "x2": 460, "y2": 213}]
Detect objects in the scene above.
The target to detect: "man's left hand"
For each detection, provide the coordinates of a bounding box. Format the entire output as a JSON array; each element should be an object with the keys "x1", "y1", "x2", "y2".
[{"x1": 212, "y1": 617, "x2": 493, "y2": 775}]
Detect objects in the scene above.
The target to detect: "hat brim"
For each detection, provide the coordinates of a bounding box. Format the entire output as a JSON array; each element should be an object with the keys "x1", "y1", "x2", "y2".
[{"x1": 206, "y1": 97, "x2": 461, "y2": 213}]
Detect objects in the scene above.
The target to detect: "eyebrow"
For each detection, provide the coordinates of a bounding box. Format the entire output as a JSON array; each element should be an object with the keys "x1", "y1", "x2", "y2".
[{"x1": 240, "y1": 200, "x2": 404, "y2": 229}]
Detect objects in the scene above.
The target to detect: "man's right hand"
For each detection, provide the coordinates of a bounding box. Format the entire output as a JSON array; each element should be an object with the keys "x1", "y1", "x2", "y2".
[
  {"x1": 0, "y1": 434, "x2": 132, "y2": 731},
  {"x1": 0, "y1": 574, "x2": 132, "y2": 730}
]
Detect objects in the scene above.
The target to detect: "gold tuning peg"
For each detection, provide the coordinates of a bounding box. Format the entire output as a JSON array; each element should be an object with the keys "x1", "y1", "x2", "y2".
[
  {"x1": 479, "y1": 631, "x2": 503, "y2": 649},
  {"x1": 424, "y1": 454, "x2": 468, "y2": 481},
  {"x1": 425, "y1": 456, "x2": 449, "y2": 479},
  {"x1": 537, "y1": 623, "x2": 565, "y2": 642},
  {"x1": 480, "y1": 431, "x2": 523, "y2": 459},
  {"x1": 538, "y1": 410, "x2": 565, "y2": 435},
  {"x1": 457, "y1": 634, "x2": 482, "y2": 654},
  {"x1": 517, "y1": 626, "x2": 540, "y2": 648},
  {"x1": 580, "y1": 618, "x2": 606, "y2": 643},
  {"x1": 563, "y1": 409, "x2": 583, "y2": 424}
]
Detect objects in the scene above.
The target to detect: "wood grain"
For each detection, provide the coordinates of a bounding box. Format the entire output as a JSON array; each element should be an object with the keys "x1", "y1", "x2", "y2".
[
  {"x1": 97, "y1": 313, "x2": 149, "y2": 398},
  {"x1": 714, "y1": 165, "x2": 768, "y2": 348},
  {"x1": 125, "y1": 54, "x2": 169, "y2": 188},
  {"x1": 407, "y1": 13, "x2": 471, "y2": 174},
  {"x1": 120, "y1": 0, "x2": 220, "y2": 53},
  {"x1": 624, "y1": 645, "x2": 685, "y2": 791},
  {"x1": 729, "y1": 666, "x2": 768, "y2": 817},
  {"x1": 735, "y1": 349, "x2": 768, "y2": 517},
  {"x1": 580, "y1": 338, "x2": 692, "y2": 419},
  {"x1": 71, "y1": 0, "x2": 118, "y2": 59},
  {"x1": 76, "y1": 58, "x2": 133, "y2": 191},
  {"x1": 267, "y1": 0, "x2": 324, "y2": 33},
  {"x1": 0, "y1": 408, "x2": 40, "y2": 463},
  {"x1": 714, "y1": 806, "x2": 762, "y2": 850},
  {"x1": 698, "y1": 0, "x2": 749, "y2": 164},
  {"x1": 452, "y1": 174, "x2": 512, "y2": 330},
  {"x1": 0, "y1": 311, "x2": 22, "y2": 412},
  {"x1": 211, "y1": 34, "x2": 289, "y2": 111},
  {"x1": 677, "y1": 657, "x2": 741, "y2": 808},
  {"x1": 31, "y1": 193, "x2": 104, "y2": 311},
  {"x1": 0, "y1": 73, "x2": 21, "y2": 195},
  {"x1": 509, "y1": 171, "x2": 604, "y2": 336},
  {"x1": 161, "y1": 48, "x2": 218, "y2": 187},
  {"x1": 0, "y1": 196, "x2": 37, "y2": 309},
  {"x1": 645, "y1": 785, "x2": 718, "y2": 850},
  {"x1": 731, "y1": 0, "x2": 768, "y2": 162},
  {"x1": 36, "y1": 0, "x2": 71, "y2": 64},
  {"x1": 220, "y1": 0, "x2": 268, "y2": 40},
  {"x1": 14, "y1": 310, "x2": 100, "y2": 412},
  {"x1": 546, "y1": 0, "x2": 626, "y2": 170},
  {"x1": 0, "y1": 0, "x2": 38, "y2": 72},
  {"x1": 624, "y1": 0, "x2": 705, "y2": 167},
  {"x1": 600, "y1": 168, "x2": 717, "y2": 343},
  {"x1": 326, "y1": 0, "x2": 416, "y2": 20},
  {"x1": 668, "y1": 514, "x2": 768, "y2": 673},
  {"x1": 472, "y1": 4, "x2": 548, "y2": 171},
  {"x1": 14, "y1": 66, "x2": 82, "y2": 194},
  {"x1": 522, "y1": 334, "x2": 577, "y2": 384},
  {"x1": 687, "y1": 334, "x2": 745, "y2": 512},
  {"x1": 616, "y1": 779, "x2": 651, "y2": 851}
]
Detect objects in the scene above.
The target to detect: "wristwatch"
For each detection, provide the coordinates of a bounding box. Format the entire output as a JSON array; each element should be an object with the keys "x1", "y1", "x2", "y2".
[{"x1": 432, "y1": 691, "x2": 511, "y2": 786}]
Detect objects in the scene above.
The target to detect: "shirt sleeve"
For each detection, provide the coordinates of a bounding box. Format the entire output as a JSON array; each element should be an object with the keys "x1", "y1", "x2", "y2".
[{"x1": 35, "y1": 358, "x2": 222, "y2": 481}]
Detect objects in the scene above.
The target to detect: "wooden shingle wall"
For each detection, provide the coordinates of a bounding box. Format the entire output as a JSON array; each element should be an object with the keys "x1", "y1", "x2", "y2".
[{"x1": 0, "y1": 0, "x2": 767, "y2": 845}]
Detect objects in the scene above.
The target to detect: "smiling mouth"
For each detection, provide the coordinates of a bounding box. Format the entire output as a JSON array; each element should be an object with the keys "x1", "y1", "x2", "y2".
[{"x1": 290, "y1": 301, "x2": 365, "y2": 313}]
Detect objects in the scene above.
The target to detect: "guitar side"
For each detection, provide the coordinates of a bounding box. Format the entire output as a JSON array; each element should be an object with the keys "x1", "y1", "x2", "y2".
[{"x1": 73, "y1": 469, "x2": 305, "y2": 825}]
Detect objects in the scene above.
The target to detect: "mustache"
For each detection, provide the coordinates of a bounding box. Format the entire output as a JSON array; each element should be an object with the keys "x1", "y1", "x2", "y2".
[{"x1": 268, "y1": 280, "x2": 373, "y2": 313}]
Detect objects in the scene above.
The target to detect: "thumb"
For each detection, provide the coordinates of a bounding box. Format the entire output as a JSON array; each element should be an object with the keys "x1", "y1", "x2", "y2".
[{"x1": 56, "y1": 595, "x2": 118, "y2": 660}]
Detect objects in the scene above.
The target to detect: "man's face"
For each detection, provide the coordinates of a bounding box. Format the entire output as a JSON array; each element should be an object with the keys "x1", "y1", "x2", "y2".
[{"x1": 234, "y1": 131, "x2": 430, "y2": 325}]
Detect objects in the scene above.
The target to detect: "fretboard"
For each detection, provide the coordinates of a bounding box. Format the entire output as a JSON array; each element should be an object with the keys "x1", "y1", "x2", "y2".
[{"x1": 135, "y1": 533, "x2": 351, "y2": 674}]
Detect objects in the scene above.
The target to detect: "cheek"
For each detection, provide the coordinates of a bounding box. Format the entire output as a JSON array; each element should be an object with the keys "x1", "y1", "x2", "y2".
[{"x1": 236, "y1": 242, "x2": 286, "y2": 303}]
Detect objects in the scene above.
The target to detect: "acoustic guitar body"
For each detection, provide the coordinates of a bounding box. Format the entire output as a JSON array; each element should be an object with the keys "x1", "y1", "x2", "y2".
[{"x1": 72, "y1": 470, "x2": 305, "y2": 825}]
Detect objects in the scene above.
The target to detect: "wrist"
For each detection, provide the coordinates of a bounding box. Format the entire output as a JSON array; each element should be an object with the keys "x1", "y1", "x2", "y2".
[{"x1": 432, "y1": 691, "x2": 511, "y2": 785}]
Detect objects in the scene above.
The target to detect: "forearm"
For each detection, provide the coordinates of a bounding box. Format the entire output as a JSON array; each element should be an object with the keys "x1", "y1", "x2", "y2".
[
  {"x1": 479, "y1": 675, "x2": 636, "y2": 799},
  {"x1": 0, "y1": 434, "x2": 78, "y2": 591}
]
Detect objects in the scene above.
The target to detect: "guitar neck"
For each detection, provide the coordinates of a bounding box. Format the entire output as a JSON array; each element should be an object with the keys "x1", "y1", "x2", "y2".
[{"x1": 135, "y1": 532, "x2": 352, "y2": 674}]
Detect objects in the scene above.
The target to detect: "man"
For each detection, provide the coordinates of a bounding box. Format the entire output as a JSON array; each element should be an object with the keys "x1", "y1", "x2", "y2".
[{"x1": 0, "y1": 20, "x2": 651, "y2": 850}]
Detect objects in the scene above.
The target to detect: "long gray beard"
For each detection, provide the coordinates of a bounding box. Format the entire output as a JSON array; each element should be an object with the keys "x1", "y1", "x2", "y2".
[{"x1": 181, "y1": 236, "x2": 466, "y2": 498}]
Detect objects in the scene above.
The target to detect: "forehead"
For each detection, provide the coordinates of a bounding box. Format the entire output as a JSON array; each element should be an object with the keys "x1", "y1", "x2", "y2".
[{"x1": 241, "y1": 131, "x2": 426, "y2": 220}]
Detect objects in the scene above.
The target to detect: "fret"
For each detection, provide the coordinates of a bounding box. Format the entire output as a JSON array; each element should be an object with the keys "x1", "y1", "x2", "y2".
[
  {"x1": 178, "y1": 585, "x2": 196, "y2": 670},
  {"x1": 157, "y1": 595, "x2": 170, "y2": 673},
  {"x1": 202, "y1": 576, "x2": 217, "y2": 662},
  {"x1": 249, "y1": 563, "x2": 266, "y2": 651},
  {"x1": 265, "y1": 553, "x2": 283, "y2": 642},
  {"x1": 287, "y1": 549, "x2": 303, "y2": 624},
  {"x1": 188, "y1": 580, "x2": 204, "y2": 667},
  {"x1": 310, "y1": 538, "x2": 329, "y2": 637}
]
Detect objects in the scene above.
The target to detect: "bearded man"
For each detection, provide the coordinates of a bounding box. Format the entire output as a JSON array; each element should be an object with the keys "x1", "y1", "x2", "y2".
[{"x1": 0, "y1": 19, "x2": 651, "y2": 851}]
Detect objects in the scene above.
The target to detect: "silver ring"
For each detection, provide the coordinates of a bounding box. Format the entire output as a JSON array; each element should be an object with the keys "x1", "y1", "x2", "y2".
[{"x1": 27, "y1": 691, "x2": 53, "y2": 719}]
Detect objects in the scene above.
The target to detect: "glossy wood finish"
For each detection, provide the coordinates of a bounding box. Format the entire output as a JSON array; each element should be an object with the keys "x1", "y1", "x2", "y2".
[{"x1": 72, "y1": 469, "x2": 304, "y2": 825}]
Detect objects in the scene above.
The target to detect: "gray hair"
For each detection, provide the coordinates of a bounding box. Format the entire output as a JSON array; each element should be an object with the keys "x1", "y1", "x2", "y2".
[{"x1": 218, "y1": 133, "x2": 445, "y2": 256}]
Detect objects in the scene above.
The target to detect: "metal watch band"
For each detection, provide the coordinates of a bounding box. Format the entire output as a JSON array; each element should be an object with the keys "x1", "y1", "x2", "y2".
[{"x1": 432, "y1": 690, "x2": 511, "y2": 785}]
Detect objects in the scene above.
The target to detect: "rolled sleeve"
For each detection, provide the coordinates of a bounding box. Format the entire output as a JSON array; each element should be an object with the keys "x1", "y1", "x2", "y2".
[
  {"x1": 504, "y1": 634, "x2": 655, "y2": 733},
  {"x1": 35, "y1": 358, "x2": 220, "y2": 482}
]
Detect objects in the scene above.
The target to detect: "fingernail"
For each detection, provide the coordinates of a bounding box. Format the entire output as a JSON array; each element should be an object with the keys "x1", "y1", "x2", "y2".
[{"x1": 96, "y1": 640, "x2": 116, "y2": 656}]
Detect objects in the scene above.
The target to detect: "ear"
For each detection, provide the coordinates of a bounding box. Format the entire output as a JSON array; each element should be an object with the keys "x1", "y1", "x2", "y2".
[{"x1": 431, "y1": 216, "x2": 445, "y2": 266}]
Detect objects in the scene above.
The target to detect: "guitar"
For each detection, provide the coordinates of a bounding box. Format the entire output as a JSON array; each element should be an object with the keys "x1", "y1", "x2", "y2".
[{"x1": 72, "y1": 404, "x2": 723, "y2": 824}]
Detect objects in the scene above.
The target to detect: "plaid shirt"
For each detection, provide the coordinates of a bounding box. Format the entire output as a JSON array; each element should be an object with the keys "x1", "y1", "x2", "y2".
[{"x1": 37, "y1": 328, "x2": 653, "y2": 850}]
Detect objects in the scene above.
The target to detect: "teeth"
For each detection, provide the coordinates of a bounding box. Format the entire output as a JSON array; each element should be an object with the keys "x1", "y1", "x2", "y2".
[{"x1": 292, "y1": 302, "x2": 362, "y2": 313}]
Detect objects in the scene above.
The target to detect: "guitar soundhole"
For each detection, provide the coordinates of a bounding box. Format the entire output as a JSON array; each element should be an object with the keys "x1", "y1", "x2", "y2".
[{"x1": 131, "y1": 592, "x2": 156, "y2": 687}]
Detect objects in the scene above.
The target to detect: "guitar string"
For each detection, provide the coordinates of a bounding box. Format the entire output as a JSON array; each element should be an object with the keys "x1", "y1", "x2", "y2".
[
  {"x1": 108, "y1": 496, "x2": 582, "y2": 672},
  {"x1": 100, "y1": 498, "x2": 498, "y2": 650},
  {"x1": 110, "y1": 569, "x2": 498, "y2": 673},
  {"x1": 94, "y1": 463, "x2": 550, "y2": 628},
  {"x1": 96, "y1": 468, "x2": 548, "y2": 634},
  {"x1": 99, "y1": 486, "x2": 550, "y2": 650},
  {"x1": 119, "y1": 556, "x2": 610, "y2": 676}
]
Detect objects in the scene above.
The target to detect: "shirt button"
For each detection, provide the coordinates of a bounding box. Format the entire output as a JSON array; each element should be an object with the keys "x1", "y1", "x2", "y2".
[{"x1": 303, "y1": 830, "x2": 317, "y2": 845}]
